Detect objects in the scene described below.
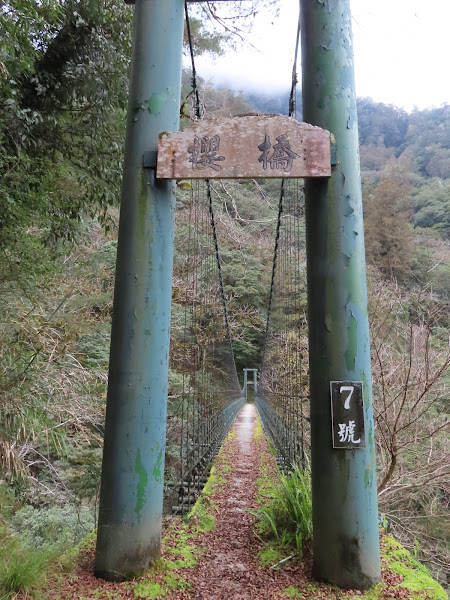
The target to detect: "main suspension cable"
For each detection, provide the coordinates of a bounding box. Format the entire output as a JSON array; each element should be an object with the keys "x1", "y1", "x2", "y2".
[
  {"x1": 261, "y1": 0, "x2": 301, "y2": 368},
  {"x1": 257, "y1": 1, "x2": 310, "y2": 470},
  {"x1": 289, "y1": 0, "x2": 302, "y2": 119},
  {"x1": 184, "y1": 0, "x2": 240, "y2": 386},
  {"x1": 184, "y1": 1, "x2": 202, "y2": 120}
]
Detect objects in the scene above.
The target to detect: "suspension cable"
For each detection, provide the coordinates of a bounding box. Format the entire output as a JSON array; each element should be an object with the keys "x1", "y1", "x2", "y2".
[
  {"x1": 257, "y1": 2, "x2": 309, "y2": 469},
  {"x1": 185, "y1": 0, "x2": 240, "y2": 387},
  {"x1": 261, "y1": 180, "x2": 284, "y2": 368},
  {"x1": 289, "y1": 0, "x2": 302, "y2": 119},
  {"x1": 261, "y1": 1, "x2": 302, "y2": 367},
  {"x1": 207, "y1": 181, "x2": 240, "y2": 388},
  {"x1": 184, "y1": 1, "x2": 202, "y2": 120}
]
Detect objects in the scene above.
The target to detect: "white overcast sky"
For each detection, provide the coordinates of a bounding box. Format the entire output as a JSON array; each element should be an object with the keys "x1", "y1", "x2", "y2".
[{"x1": 193, "y1": 0, "x2": 450, "y2": 112}]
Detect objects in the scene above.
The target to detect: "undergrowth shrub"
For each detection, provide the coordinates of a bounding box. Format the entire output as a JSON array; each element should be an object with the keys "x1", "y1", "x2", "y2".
[
  {"x1": 73, "y1": 330, "x2": 111, "y2": 367},
  {"x1": 254, "y1": 463, "x2": 312, "y2": 557},
  {"x1": 11, "y1": 504, "x2": 95, "y2": 551},
  {"x1": 0, "y1": 527, "x2": 54, "y2": 599}
]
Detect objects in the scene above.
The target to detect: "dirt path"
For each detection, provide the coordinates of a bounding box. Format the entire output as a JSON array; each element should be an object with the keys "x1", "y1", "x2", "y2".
[
  {"x1": 40, "y1": 403, "x2": 439, "y2": 600},
  {"x1": 43, "y1": 403, "x2": 309, "y2": 600},
  {"x1": 168, "y1": 402, "x2": 309, "y2": 600}
]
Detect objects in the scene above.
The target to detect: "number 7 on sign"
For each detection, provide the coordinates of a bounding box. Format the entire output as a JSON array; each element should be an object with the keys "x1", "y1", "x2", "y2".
[{"x1": 340, "y1": 386, "x2": 354, "y2": 410}]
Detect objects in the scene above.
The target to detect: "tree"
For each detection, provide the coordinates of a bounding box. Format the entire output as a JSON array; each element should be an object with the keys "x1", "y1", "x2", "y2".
[
  {"x1": 190, "y1": 0, "x2": 279, "y2": 45},
  {"x1": 1, "y1": 0, "x2": 133, "y2": 258},
  {"x1": 412, "y1": 180, "x2": 450, "y2": 239},
  {"x1": 368, "y1": 276, "x2": 450, "y2": 580},
  {"x1": 357, "y1": 97, "x2": 409, "y2": 149},
  {"x1": 364, "y1": 159, "x2": 414, "y2": 280},
  {"x1": 181, "y1": 69, "x2": 256, "y2": 121},
  {"x1": 405, "y1": 104, "x2": 450, "y2": 179},
  {"x1": 183, "y1": 11, "x2": 231, "y2": 57},
  {"x1": 359, "y1": 143, "x2": 395, "y2": 172},
  {"x1": 0, "y1": 0, "x2": 237, "y2": 286}
]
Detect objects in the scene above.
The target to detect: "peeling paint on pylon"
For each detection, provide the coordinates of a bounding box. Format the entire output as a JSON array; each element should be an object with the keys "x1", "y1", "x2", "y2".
[
  {"x1": 135, "y1": 449, "x2": 148, "y2": 517},
  {"x1": 301, "y1": 0, "x2": 381, "y2": 590},
  {"x1": 94, "y1": 0, "x2": 184, "y2": 582}
]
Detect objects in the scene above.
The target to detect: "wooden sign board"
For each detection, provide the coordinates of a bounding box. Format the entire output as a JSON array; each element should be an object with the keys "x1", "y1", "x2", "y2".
[{"x1": 156, "y1": 115, "x2": 331, "y2": 180}]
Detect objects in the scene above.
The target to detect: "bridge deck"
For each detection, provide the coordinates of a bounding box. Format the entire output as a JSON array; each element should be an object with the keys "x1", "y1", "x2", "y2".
[{"x1": 163, "y1": 402, "x2": 308, "y2": 599}]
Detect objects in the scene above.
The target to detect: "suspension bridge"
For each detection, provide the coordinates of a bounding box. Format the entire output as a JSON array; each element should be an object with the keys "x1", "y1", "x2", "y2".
[
  {"x1": 93, "y1": 0, "x2": 381, "y2": 592},
  {"x1": 164, "y1": 176, "x2": 309, "y2": 514}
]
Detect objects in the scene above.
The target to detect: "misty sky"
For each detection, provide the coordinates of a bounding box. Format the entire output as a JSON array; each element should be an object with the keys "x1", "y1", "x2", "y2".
[{"x1": 193, "y1": 0, "x2": 450, "y2": 112}]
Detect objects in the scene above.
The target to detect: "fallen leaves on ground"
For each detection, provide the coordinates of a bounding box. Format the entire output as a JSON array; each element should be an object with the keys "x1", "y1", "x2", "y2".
[{"x1": 24, "y1": 404, "x2": 436, "y2": 600}]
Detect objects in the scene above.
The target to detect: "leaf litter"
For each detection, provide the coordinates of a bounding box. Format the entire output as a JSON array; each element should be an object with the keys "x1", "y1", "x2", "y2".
[{"x1": 26, "y1": 403, "x2": 443, "y2": 600}]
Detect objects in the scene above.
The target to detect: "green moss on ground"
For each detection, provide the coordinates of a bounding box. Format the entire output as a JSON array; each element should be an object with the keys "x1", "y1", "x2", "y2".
[
  {"x1": 281, "y1": 534, "x2": 447, "y2": 600},
  {"x1": 132, "y1": 429, "x2": 237, "y2": 599},
  {"x1": 252, "y1": 419, "x2": 446, "y2": 600},
  {"x1": 253, "y1": 420, "x2": 264, "y2": 442},
  {"x1": 379, "y1": 535, "x2": 447, "y2": 600},
  {"x1": 134, "y1": 572, "x2": 191, "y2": 599},
  {"x1": 58, "y1": 529, "x2": 97, "y2": 574},
  {"x1": 21, "y1": 423, "x2": 447, "y2": 600},
  {"x1": 258, "y1": 546, "x2": 286, "y2": 567}
]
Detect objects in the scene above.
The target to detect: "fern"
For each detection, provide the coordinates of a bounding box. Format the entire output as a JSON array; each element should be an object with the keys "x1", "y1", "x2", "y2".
[{"x1": 254, "y1": 463, "x2": 312, "y2": 556}]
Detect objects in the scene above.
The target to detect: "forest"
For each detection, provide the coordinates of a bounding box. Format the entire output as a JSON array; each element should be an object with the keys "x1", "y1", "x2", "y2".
[{"x1": 0, "y1": 0, "x2": 449, "y2": 596}]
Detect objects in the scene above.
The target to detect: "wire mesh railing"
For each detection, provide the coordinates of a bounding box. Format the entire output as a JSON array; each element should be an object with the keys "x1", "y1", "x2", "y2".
[
  {"x1": 165, "y1": 181, "x2": 244, "y2": 514},
  {"x1": 256, "y1": 179, "x2": 310, "y2": 471}
]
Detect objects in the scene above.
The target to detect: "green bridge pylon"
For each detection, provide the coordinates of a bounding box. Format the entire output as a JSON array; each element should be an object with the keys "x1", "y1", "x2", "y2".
[
  {"x1": 243, "y1": 368, "x2": 258, "y2": 400},
  {"x1": 300, "y1": 0, "x2": 381, "y2": 589},
  {"x1": 94, "y1": 0, "x2": 184, "y2": 581}
]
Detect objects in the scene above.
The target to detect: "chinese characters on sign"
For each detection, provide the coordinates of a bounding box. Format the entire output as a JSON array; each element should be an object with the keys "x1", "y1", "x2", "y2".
[
  {"x1": 330, "y1": 381, "x2": 366, "y2": 449},
  {"x1": 188, "y1": 135, "x2": 225, "y2": 171},
  {"x1": 157, "y1": 115, "x2": 331, "y2": 179},
  {"x1": 258, "y1": 133, "x2": 300, "y2": 173},
  {"x1": 337, "y1": 421, "x2": 360, "y2": 444},
  {"x1": 187, "y1": 131, "x2": 300, "y2": 174}
]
